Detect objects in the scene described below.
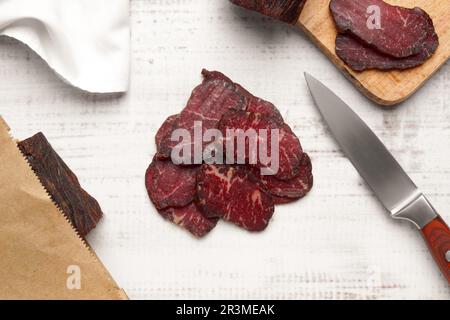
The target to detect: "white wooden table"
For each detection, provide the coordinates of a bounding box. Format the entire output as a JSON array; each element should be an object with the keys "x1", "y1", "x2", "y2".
[{"x1": 0, "y1": 0, "x2": 449, "y2": 299}]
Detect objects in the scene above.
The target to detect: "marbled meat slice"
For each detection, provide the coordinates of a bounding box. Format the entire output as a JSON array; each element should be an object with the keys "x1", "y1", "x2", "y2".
[
  {"x1": 247, "y1": 98, "x2": 284, "y2": 124},
  {"x1": 230, "y1": 0, "x2": 306, "y2": 24},
  {"x1": 330, "y1": 0, "x2": 431, "y2": 58},
  {"x1": 335, "y1": 12, "x2": 439, "y2": 71},
  {"x1": 159, "y1": 203, "x2": 219, "y2": 238},
  {"x1": 276, "y1": 123, "x2": 304, "y2": 180},
  {"x1": 218, "y1": 110, "x2": 303, "y2": 180},
  {"x1": 18, "y1": 133, "x2": 103, "y2": 237},
  {"x1": 202, "y1": 69, "x2": 235, "y2": 83},
  {"x1": 197, "y1": 165, "x2": 274, "y2": 232},
  {"x1": 145, "y1": 157, "x2": 198, "y2": 210},
  {"x1": 155, "y1": 114, "x2": 179, "y2": 158},
  {"x1": 271, "y1": 196, "x2": 297, "y2": 205},
  {"x1": 205, "y1": 70, "x2": 284, "y2": 123},
  {"x1": 158, "y1": 70, "x2": 248, "y2": 161},
  {"x1": 256, "y1": 153, "x2": 313, "y2": 202}
]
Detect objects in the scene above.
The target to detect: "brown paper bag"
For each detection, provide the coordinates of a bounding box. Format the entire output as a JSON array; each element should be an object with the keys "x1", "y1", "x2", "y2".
[{"x1": 0, "y1": 117, "x2": 127, "y2": 300}]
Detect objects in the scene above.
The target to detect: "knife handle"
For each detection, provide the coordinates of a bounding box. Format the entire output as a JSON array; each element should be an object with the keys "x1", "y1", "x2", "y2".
[{"x1": 421, "y1": 216, "x2": 450, "y2": 284}]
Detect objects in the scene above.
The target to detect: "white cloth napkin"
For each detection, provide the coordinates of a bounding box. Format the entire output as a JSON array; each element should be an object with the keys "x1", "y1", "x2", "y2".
[{"x1": 0, "y1": 0, "x2": 130, "y2": 93}]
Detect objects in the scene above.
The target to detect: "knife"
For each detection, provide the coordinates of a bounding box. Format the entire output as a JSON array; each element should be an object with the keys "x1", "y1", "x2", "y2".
[{"x1": 305, "y1": 73, "x2": 450, "y2": 284}]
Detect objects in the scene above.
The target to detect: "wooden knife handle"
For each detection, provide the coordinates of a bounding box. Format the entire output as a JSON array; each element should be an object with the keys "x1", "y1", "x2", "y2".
[{"x1": 421, "y1": 216, "x2": 450, "y2": 284}]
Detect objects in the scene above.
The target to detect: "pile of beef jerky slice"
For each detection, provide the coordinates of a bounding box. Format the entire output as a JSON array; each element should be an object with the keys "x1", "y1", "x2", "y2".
[
  {"x1": 18, "y1": 134, "x2": 103, "y2": 237},
  {"x1": 230, "y1": 0, "x2": 439, "y2": 71},
  {"x1": 146, "y1": 70, "x2": 313, "y2": 238}
]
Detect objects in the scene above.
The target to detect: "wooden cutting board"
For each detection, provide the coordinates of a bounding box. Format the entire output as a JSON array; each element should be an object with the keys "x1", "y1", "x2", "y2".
[{"x1": 297, "y1": 0, "x2": 450, "y2": 106}]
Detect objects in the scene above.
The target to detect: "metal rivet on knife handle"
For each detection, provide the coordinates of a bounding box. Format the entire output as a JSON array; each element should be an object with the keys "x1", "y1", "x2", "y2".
[{"x1": 446, "y1": 251, "x2": 450, "y2": 263}]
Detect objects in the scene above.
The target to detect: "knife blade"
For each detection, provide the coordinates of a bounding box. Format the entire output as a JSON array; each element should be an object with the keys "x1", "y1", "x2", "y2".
[{"x1": 305, "y1": 73, "x2": 450, "y2": 284}]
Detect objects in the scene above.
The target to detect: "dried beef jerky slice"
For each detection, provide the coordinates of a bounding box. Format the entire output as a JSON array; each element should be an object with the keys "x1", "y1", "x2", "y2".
[
  {"x1": 336, "y1": 30, "x2": 438, "y2": 71},
  {"x1": 158, "y1": 70, "x2": 249, "y2": 161},
  {"x1": 276, "y1": 123, "x2": 304, "y2": 180},
  {"x1": 155, "y1": 114, "x2": 179, "y2": 159},
  {"x1": 197, "y1": 165, "x2": 274, "y2": 232},
  {"x1": 271, "y1": 196, "x2": 297, "y2": 205},
  {"x1": 218, "y1": 110, "x2": 303, "y2": 180},
  {"x1": 330, "y1": 0, "x2": 431, "y2": 58},
  {"x1": 202, "y1": 69, "x2": 260, "y2": 104},
  {"x1": 159, "y1": 203, "x2": 219, "y2": 238},
  {"x1": 18, "y1": 133, "x2": 103, "y2": 237},
  {"x1": 204, "y1": 69, "x2": 284, "y2": 123},
  {"x1": 202, "y1": 69, "x2": 245, "y2": 89},
  {"x1": 246, "y1": 98, "x2": 284, "y2": 124},
  {"x1": 230, "y1": 0, "x2": 306, "y2": 24},
  {"x1": 145, "y1": 157, "x2": 198, "y2": 210},
  {"x1": 257, "y1": 153, "x2": 313, "y2": 203},
  {"x1": 335, "y1": 10, "x2": 439, "y2": 71}
]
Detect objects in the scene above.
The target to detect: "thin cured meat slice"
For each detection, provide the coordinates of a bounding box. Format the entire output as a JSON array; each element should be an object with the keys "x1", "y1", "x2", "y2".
[
  {"x1": 18, "y1": 133, "x2": 103, "y2": 237},
  {"x1": 230, "y1": 0, "x2": 306, "y2": 24},
  {"x1": 330, "y1": 0, "x2": 431, "y2": 58},
  {"x1": 202, "y1": 69, "x2": 236, "y2": 83},
  {"x1": 271, "y1": 196, "x2": 297, "y2": 205},
  {"x1": 247, "y1": 98, "x2": 284, "y2": 124},
  {"x1": 336, "y1": 30, "x2": 438, "y2": 71},
  {"x1": 218, "y1": 110, "x2": 303, "y2": 180},
  {"x1": 158, "y1": 70, "x2": 248, "y2": 161},
  {"x1": 256, "y1": 153, "x2": 313, "y2": 202},
  {"x1": 159, "y1": 203, "x2": 219, "y2": 238},
  {"x1": 197, "y1": 165, "x2": 274, "y2": 232},
  {"x1": 146, "y1": 156, "x2": 218, "y2": 237},
  {"x1": 155, "y1": 114, "x2": 179, "y2": 158},
  {"x1": 204, "y1": 70, "x2": 284, "y2": 123},
  {"x1": 145, "y1": 157, "x2": 198, "y2": 210},
  {"x1": 276, "y1": 123, "x2": 304, "y2": 180},
  {"x1": 335, "y1": 11, "x2": 439, "y2": 71}
]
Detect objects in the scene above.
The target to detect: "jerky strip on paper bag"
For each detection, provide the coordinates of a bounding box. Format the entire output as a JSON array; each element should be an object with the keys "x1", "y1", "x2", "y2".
[
  {"x1": 0, "y1": 117, "x2": 126, "y2": 300},
  {"x1": 18, "y1": 133, "x2": 103, "y2": 237}
]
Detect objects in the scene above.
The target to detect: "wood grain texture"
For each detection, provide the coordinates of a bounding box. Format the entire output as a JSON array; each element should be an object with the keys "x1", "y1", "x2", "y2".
[
  {"x1": 421, "y1": 217, "x2": 450, "y2": 284},
  {"x1": 297, "y1": 0, "x2": 450, "y2": 105},
  {"x1": 0, "y1": 0, "x2": 449, "y2": 299}
]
